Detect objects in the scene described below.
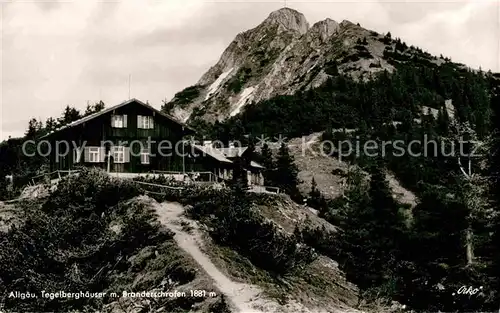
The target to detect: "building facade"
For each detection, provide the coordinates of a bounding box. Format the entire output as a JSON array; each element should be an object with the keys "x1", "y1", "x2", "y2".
[
  {"x1": 41, "y1": 99, "x2": 265, "y2": 187},
  {"x1": 187, "y1": 141, "x2": 265, "y2": 186},
  {"x1": 41, "y1": 99, "x2": 194, "y2": 173}
]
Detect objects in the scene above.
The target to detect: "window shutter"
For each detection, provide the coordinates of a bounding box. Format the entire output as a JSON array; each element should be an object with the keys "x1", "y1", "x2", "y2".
[
  {"x1": 137, "y1": 115, "x2": 142, "y2": 129},
  {"x1": 149, "y1": 116, "x2": 154, "y2": 129},
  {"x1": 100, "y1": 147, "x2": 106, "y2": 162},
  {"x1": 84, "y1": 147, "x2": 90, "y2": 162},
  {"x1": 124, "y1": 147, "x2": 130, "y2": 163},
  {"x1": 123, "y1": 115, "x2": 128, "y2": 128}
]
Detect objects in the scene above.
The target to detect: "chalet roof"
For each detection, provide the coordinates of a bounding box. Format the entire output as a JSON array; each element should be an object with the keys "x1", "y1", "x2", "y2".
[
  {"x1": 191, "y1": 144, "x2": 233, "y2": 163},
  {"x1": 250, "y1": 161, "x2": 265, "y2": 169},
  {"x1": 40, "y1": 98, "x2": 194, "y2": 139},
  {"x1": 191, "y1": 144, "x2": 265, "y2": 169},
  {"x1": 218, "y1": 147, "x2": 248, "y2": 158}
]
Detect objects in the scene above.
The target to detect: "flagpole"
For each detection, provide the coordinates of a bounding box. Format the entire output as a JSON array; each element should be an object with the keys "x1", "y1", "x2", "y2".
[
  {"x1": 128, "y1": 74, "x2": 131, "y2": 100},
  {"x1": 182, "y1": 126, "x2": 185, "y2": 174}
]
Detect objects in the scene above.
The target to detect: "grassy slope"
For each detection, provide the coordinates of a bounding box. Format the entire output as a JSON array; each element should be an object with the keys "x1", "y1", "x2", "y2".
[
  {"x1": 0, "y1": 170, "x2": 228, "y2": 313},
  {"x1": 196, "y1": 192, "x2": 365, "y2": 312},
  {"x1": 262, "y1": 133, "x2": 417, "y2": 207}
]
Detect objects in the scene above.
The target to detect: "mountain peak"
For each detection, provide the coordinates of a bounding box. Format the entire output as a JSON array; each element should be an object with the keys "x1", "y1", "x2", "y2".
[
  {"x1": 339, "y1": 19, "x2": 356, "y2": 28},
  {"x1": 263, "y1": 7, "x2": 309, "y2": 35},
  {"x1": 168, "y1": 8, "x2": 399, "y2": 123},
  {"x1": 310, "y1": 18, "x2": 339, "y2": 40}
]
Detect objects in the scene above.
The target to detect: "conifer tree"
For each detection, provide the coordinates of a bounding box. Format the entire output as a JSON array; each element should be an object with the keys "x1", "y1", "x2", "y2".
[
  {"x1": 245, "y1": 137, "x2": 256, "y2": 164},
  {"x1": 45, "y1": 117, "x2": 57, "y2": 133},
  {"x1": 259, "y1": 142, "x2": 275, "y2": 185},
  {"x1": 83, "y1": 101, "x2": 104, "y2": 116},
  {"x1": 275, "y1": 142, "x2": 301, "y2": 200},
  {"x1": 448, "y1": 120, "x2": 490, "y2": 266},
  {"x1": 84, "y1": 103, "x2": 94, "y2": 116},
  {"x1": 487, "y1": 91, "x2": 500, "y2": 306},
  {"x1": 308, "y1": 177, "x2": 327, "y2": 210},
  {"x1": 407, "y1": 184, "x2": 468, "y2": 311},
  {"x1": 231, "y1": 156, "x2": 248, "y2": 193},
  {"x1": 25, "y1": 118, "x2": 43, "y2": 138},
  {"x1": 343, "y1": 158, "x2": 407, "y2": 292},
  {"x1": 58, "y1": 105, "x2": 81, "y2": 127},
  {"x1": 436, "y1": 106, "x2": 449, "y2": 135},
  {"x1": 367, "y1": 158, "x2": 406, "y2": 244},
  {"x1": 94, "y1": 100, "x2": 105, "y2": 113},
  {"x1": 161, "y1": 98, "x2": 175, "y2": 115},
  {"x1": 337, "y1": 170, "x2": 377, "y2": 290}
]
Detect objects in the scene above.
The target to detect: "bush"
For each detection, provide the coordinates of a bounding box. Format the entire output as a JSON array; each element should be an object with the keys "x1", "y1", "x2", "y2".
[
  {"x1": 294, "y1": 224, "x2": 339, "y2": 260},
  {"x1": 209, "y1": 295, "x2": 232, "y2": 313},
  {"x1": 226, "y1": 67, "x2": 252, "y2": 94},
  {"x1": 170, "y1": 85, "x2": 203, "y2": 107},
  {"x1": 185, "y1": 189, "x2": 316, "y2": 275},
  {"x1": 324, "y1": 60, "x2": 339, "y2": 76},
  {"x1": 125, "y1": 176, "x2": 316, "y2": 274},
  {"x1": 44, "y1": 168, "x2": 141, "y2": 216},
  {"x1": 0, "y1": 168, "x2": 168, "y2": 312}
]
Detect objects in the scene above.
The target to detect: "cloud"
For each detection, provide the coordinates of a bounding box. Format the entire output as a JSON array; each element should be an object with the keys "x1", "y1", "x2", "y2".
[{"x1": 1, "y1": 0, "x2": 499, "y2": 140}]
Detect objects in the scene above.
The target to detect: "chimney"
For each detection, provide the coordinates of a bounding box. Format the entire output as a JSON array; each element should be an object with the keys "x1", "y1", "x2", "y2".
[
  {"x1": 203, "y1": 140, "x2": 212, "y2": 147},
  {"x1": 229, "y1": 141, "x2": 235, "y2": 148}
]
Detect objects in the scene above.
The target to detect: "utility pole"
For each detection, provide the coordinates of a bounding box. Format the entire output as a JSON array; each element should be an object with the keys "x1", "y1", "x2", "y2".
[
  {"x1": 284, "y1": 0, "x2": 287, "y2": 8},
  {"x1": 107, "y1": 150, "x2": 111, "y2": 173},
  {"x1": 182, "y1": 126, "x2": 186, "y2": 174},
  {"x1": 128, "y1": 74, "x2": 131, "y2": 100}
]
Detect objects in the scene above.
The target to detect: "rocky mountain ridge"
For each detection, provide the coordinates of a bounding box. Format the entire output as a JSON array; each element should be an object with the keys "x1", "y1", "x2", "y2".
[{"x1": 165, "y1": 8, "x2": 398, "y2": 123}]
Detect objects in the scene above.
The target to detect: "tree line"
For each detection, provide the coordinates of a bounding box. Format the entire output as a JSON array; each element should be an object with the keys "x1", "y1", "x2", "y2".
[
  {"x1": 0, "y1": 101, "x2": 106, "y2": 199},
  {"x1": 191, "y1": 57, "x2": 500, "y2": 311}
]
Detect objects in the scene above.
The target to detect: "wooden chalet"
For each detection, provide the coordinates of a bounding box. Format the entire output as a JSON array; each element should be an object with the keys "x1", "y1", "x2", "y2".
[
  {"x1": 41, "y1": 98, "x2": 195, "y2": 173},
  {"x1": 186, "y1": 141, "x2": 265, "y2": 186},
  {"x1": 40, "y1": 98, "x2": 265, "y2": 187}
]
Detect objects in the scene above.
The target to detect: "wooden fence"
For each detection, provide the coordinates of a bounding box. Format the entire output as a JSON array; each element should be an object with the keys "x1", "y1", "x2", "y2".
[
  {"x1": 250, "y1": 185, "x2": 280, "y2": 194},
  {"x1": 30, "y1": 170, "x2": 80, "y2": 186},
  {"x1": 151, "y1": 170, "x2": 218, "y2": 183},
  {"x1": 25, "y1": 170, "x2": 280, "y2": 196}
]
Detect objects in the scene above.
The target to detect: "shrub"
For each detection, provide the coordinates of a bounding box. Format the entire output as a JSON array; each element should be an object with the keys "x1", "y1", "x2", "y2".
[
  {"x1": 324, "y1": 60, "x2": 339, "y2": 76},
  {"x1": 208, "y1": 295, "x2": 232, "y2": 313},
  {"x1": 170, "y1": 85, "x2": 203, "y2": 107},
  {"x1": 0, "y1": 168, "x2": 168, "y2": 312},
  {"x1": 226, "y1": 67, "x2": 252, "y2": 94},
  {"x1": 185, "y1": 189, "x2": 316, "y2": 275},
  {"x1": 294, "y1": 224, "x2": 339, "y2": 260}
]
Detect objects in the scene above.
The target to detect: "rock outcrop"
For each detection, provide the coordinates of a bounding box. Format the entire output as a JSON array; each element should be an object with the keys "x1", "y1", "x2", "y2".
[{"x1": 166, "y1": 8, "x2": 394, "y2": 123}]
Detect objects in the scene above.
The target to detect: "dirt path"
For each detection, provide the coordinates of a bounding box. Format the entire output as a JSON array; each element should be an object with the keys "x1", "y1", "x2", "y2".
[
  {"x1": 153, "y1": 200, "x2": 361, "y2": 313},
  {"x1": 153, "y1": 201, "x2": 284, "y2": 313}
]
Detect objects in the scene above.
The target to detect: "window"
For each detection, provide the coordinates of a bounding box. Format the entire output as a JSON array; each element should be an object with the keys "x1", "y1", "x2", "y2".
[
  {"x1": 88, "y1": 147, "x2": 100, "y2": 163},
  {"x1": 137, "y1": 115, "x2": 154, "y2": 129},
  {"x1": 113, "y1": 146, "x2": 125, "y2": 164},
  {"x1": 84, "y1": 147, "x2": 104, "y2": 163},
  {"x1": 111, "y1": 115, "x2": 127, "y2": 128},
  {"x1": 140, "y1": 148, "x2": 150, "y2": 164}
]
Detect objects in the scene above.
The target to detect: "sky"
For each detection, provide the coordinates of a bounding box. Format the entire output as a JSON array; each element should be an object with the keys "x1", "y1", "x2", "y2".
[{"x1": 1, "y1": 0, "x2": 499, "y2": 140}]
